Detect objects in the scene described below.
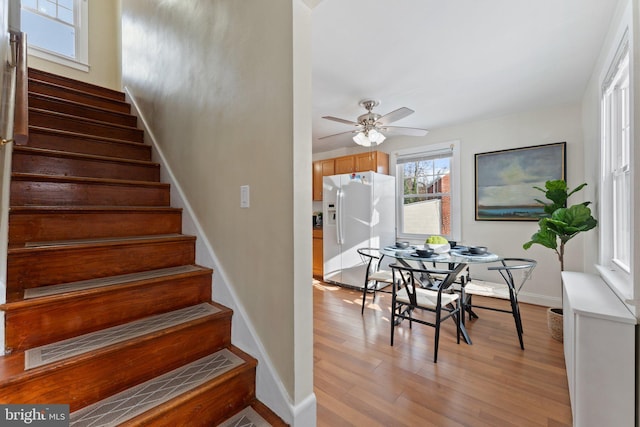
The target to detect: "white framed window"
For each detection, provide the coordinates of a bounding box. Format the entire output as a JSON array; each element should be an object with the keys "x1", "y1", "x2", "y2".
[
  {"x1": 392, "y1": 141, "x2": 460, "y2": 241},
  {"x1": 599, "y1": 32, "x2": 632, "y2": 298},
  {"x1": 21, "y1": 0, "x2": 89, "y2": 71}
]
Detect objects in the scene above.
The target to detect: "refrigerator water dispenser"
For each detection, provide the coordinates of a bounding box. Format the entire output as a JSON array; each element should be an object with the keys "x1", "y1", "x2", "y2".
[{"x1": 326, "y1": 203, "x2": 336, "y2": 226}]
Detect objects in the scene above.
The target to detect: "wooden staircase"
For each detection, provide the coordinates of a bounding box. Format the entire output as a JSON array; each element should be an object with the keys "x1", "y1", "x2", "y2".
[{"x1": 0, "y1": 68, "x2": 286, "y2": 426}]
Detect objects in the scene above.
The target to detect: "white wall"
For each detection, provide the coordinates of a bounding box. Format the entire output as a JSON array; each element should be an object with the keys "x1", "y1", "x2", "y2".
[
  {"x1": 121, "y1": 0, "x2": 314, "y2": 424},
  {"x1": 315, "y1": 103, "x2": 585, "y2": 307},
  {"x1": 292, "y1": 2, "x2": 316, "y2": 422}
]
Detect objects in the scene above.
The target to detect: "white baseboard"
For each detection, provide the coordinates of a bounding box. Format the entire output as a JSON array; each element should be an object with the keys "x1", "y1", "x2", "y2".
[
  {"x1": 518, "y1": 291, "x2": 561, "y2": 308},
  {"x1": 124, "y1": 87, "x2": 316, "y2": 426}
]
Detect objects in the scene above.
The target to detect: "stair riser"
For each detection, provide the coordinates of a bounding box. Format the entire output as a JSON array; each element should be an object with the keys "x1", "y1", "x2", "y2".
[
  {"x1": 9, "y1": 209, "x2": 181, "y2": 244},
  {"x1": 28, "y1": 79, "x2": 130, "y2": 113},
  {"x1": 11, "y1": 150, "x2": 160, "y2": 182},
  {"x1": 10, "y1": 179, "x2": 170, "y2": 207},
  {"x1": 29, "y1": 93, "x2": 137, "y2": 127},
  {"x1": 29, "y1": 68, "x2": 125, "y2": 101},
  {"x1": 5, "y1": 273, "x2": 214, "y2": 352},
  {"x1": 123, "y1": 366, "x2": 256, "y2": 426},
  {"x1": 7, "y1": 239, "x2": 195, "y2": 290},
  {"x1": 30, "y1": 109, "x2": 144, "y2": 142},
  {"x1": 27, "y1": 128, "x2": 151, "y2": 161},
  {"x1": 0, "y1": 316, "x2": 233, "y2": 411}
]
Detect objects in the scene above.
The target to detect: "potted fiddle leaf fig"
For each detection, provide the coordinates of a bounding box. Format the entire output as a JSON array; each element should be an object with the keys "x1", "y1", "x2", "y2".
[{"x1": 523, "y1": 179, "x2": 598, "y2": 341}]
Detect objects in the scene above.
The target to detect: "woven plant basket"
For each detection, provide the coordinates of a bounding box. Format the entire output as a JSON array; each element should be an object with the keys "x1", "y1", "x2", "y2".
[{"x1": 547, "y1": 307, "x2": 563, "y2": 342}]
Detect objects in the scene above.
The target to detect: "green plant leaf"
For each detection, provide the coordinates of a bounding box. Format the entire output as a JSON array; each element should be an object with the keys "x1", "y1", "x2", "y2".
[
  {"x1": 535, "y1": 180, "x2": 571, "y2": 214},
  {"x1": 523, "y1": 220, "x2": 558, "y2": 250},
  {"x1": 523, "y1": 179, "x2": 597, "y2": 266},
  {"x1": 554, "y1": 204, "x2": 597, "y2": 229},
  {"x1": 545, "y1": 188, "x2": 568, "y2": 207},
  {"x1": 567, "y1": 182, "x2": 588, "y2": 198}
]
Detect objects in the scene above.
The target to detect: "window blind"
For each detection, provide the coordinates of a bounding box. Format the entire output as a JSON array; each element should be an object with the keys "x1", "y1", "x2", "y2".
[{"x1": 395, "y1": 146, "x2": 454, "y2": 164}]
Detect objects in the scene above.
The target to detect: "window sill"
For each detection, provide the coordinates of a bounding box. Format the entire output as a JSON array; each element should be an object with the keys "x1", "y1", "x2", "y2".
[
  {"x1": 595, "y1": 264, "x2": 635, "y2": 312},
  {"x1": 28, "y1": 46, "x2": 89, "y2": 73}
]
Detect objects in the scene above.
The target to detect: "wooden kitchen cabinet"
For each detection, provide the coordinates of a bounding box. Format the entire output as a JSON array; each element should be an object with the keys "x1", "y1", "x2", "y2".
[
  {"x1": 313, "y1": 228, "x2": 323, "y2": 277},
  {"x1": 354, "y1": 151, "x2": 389, "y2": 174},
  {"x1": 334, "y1": 156, "x2": 355, "y2": 174},
  {"x1": 312, "y1": 159, "x2": 335, "y2": 201},
  {"x1": 335, "y1": 151, "x2": 389, "y2": 175},
  {"x1": 312, "y1": 151, "x2": 389, "y2": 200}
]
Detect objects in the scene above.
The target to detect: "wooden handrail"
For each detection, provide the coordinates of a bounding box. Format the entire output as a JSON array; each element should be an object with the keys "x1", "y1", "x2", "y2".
[{"x1": 12, "y1": 31, "x2": 28, "y2": 145}]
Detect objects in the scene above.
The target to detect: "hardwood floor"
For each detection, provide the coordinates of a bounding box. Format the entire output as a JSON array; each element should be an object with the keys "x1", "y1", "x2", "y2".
[{"x1": 313, "y1": 280, "x2": 572, "y2": 427}]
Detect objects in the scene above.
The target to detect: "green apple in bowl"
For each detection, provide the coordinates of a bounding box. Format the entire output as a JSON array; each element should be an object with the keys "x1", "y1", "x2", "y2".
[{"x1": 425, "y1": 236, "x2": 450, "y2": 253}]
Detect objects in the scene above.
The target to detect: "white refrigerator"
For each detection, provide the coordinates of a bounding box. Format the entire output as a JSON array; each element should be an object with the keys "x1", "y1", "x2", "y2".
[{"x1": 323, "y1": 171, "x2": 396, "y2": 289}]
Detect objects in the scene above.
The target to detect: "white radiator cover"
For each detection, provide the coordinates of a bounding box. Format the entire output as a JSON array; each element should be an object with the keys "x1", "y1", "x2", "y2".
[{"x1": 562, "y1": 271, "x2": 636, "y2": 426}]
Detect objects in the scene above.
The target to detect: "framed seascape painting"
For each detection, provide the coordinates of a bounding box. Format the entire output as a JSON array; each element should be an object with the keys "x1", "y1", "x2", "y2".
[{"x1": 475, "y1": 142, "x2": 566, "y2": 221}]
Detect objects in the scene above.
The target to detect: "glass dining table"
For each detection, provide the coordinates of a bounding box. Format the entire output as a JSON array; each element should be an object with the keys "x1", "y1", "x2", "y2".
[
  {"x1": 378, "y1": 244, "x2": 502, "y2": 344},
  {"x1": 379, "y1": 244, "x2": 501, "y2": 267}
]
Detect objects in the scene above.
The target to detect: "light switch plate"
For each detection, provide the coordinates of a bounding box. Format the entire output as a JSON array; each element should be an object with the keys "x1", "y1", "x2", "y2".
[{"x1": 240, "y1": 185, "x2": 250, "y2": 208}]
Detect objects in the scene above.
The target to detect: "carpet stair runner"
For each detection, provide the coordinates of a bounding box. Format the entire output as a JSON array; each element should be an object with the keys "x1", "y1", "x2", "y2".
[{"x1": 0, "y1": 67, "x2": 287, "y2": 426}]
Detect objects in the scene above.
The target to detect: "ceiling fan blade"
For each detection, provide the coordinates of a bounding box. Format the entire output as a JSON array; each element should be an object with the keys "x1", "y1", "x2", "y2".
[
  {"x1": 377, "y1": 107, "x2": 414, "y2": 125},
  {"x1": 380, "y1": 126, "x2": 429, "y2": 136},
  {"x1": 322, "y1": 116, "x2": 360, "y2": 126},
  {"x1": 318, "y1": 129, "x2": 359, "y2": 140}
]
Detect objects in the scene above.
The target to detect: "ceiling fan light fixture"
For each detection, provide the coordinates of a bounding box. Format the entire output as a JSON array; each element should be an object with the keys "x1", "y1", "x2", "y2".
[
  {"x1": 353, "y1": 131, "x2": 372, "y2": 146},
  {"x1": 368, "y1": 129, "x2": 386, "y2": 144},
  {"x1": 352, "y1": 129, "x2": 386, "y2": 146},
  {"x1": 321, "y1": 98, "x2": 427, "y2": 144}
]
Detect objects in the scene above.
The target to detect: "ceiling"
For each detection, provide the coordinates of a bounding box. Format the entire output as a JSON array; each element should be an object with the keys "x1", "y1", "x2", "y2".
[{"x1": 311, "y1": 0, "x2": 620, "y2": 153}]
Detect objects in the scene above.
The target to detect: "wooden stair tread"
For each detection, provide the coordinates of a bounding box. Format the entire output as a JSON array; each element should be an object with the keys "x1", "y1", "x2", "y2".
[
  {"x1": 11, "y1": 172, "x2": 169, "y2": 187},
  {"x1": 29, "y1": 67, "x2": 126, "y2": 101},
  {"x1": 9, "y1": 206, "x2": 182, "y2": 247},
  {"x1": 29, "y1": 92, "x2": 137, "y2": 126},
  {"x1": 29, "y1": 125, "x2": 147, "y2": 147},
  {"x1": 29, "y1": 107, "x2": 142, "y2": 133},
  {"x1": 0, "y1": 304, "x2": 234, "y2": 387},
  {"x1": 70, "y1": 346, "x2": 254, "y2": 426},
  {"x1": 9, "y1": 205, "x2": 182, "y2": 213},
  {"x1": 13, "y1": 145, "x2": 158, "y2": 167},
  {"x1": 9, "y1": 233, "x2": 194, "y2": 252},
  {"x1": 10, "y1": 173, "x2": 171, "y2": 207},
  {"x1": 4, "y1": 269, "x2": 212, "y2": 352},
  {"x1": 2, "y1": 264, "x2": 211, "y2": 306},
  {"x1": 29, "y1": 91, "x2": 132, "y2": 116},
  {"x1": 25, "y1": 303, "x2": 222, "y2": 369},
  {"x1": 29, "y1": 108, "x2": 143, "y2": 143},
  {"x1": 247, "y1": 401, "x2": 289, "y2": 426},
  {"x1": 28, "y1": 80, "x2": 131, "y2": 114},
  {"x1": 218, "y1": 405, "x2": 275, "y2": 427},
  {"x1": 0, "y1": 352, "x2": 27, "y2": 379},
  {"x1": 26, "y1": 126, "x2": 152, "y2": 161},
  {"x1": 7, "y1": 235, "x2": 194, "y2": 289},
  {"x1": 11, "y1": 145, "x2": 159, "y2": 182},
  {"x1": 29, "y1": 78, "x2": 128, "y2": 107},
  {"x1": 0, "y1": 317, "x2": 236, "y2": 411},
  {"x1": 8, "y1": 206, "x2": 183, "y2": 244}
]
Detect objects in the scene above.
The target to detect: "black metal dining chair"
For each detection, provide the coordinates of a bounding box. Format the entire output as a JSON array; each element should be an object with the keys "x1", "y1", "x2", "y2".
[
  {"x1": 389, "y1": 262, "x2": 467, "y2": 363},
  {"x1": 463, "y1": 258, "x2": 537, "y2": 349},
  {"x1": 357, "y1": 248, "x2": 394, "y2": 314}
]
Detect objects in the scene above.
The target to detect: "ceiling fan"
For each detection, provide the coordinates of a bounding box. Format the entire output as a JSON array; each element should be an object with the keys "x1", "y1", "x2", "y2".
[{"x1": 319, "y1": 99, "x2": 429, "y2": 146}]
